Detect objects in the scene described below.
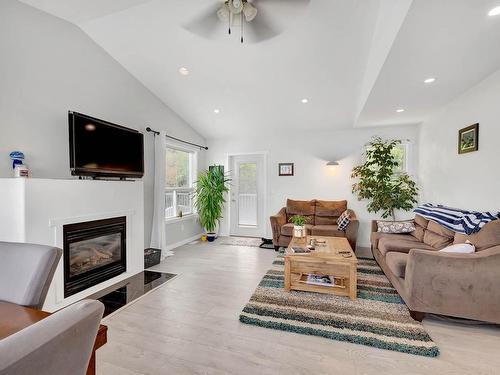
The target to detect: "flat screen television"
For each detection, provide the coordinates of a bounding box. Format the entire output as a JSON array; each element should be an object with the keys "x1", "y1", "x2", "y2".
[{"x1": 69, "y1": 111, "x2": 144, "y2": 178}]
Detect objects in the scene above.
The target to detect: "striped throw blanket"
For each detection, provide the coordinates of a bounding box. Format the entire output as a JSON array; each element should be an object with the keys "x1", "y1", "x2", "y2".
[{"x1": 414, "y1": 203, "x2": 499, "y2": 235}]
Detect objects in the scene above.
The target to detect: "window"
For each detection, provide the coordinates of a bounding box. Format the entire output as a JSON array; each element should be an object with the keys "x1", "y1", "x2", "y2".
[
  {"x1": 365, "y1": 143, "x2": 409, "y2": 174},
  {"x1": 392, "y1": 144, "x2": 408, "y2": 174},
  {"x1": 165, "y1": 146, "x2": 196, "y2": 219}
]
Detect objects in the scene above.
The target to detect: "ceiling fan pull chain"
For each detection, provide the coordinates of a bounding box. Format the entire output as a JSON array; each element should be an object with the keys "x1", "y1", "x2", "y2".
[
  {"x1": 228, "y1": 10, "x2": 231, "y2": 34},
  {"x1": 240, "y1": 13, "x2": 244, "y2": 43}
]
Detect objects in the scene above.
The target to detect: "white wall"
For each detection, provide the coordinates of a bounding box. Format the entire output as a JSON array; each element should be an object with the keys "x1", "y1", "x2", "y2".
[
  {"x1": 0, "y1": 178, "x2": 144, "y2": 312},
  {"x1": 0, "y1": 0, "x2": 204, "y2": 248},
  {"x1": 419, "y1": 68, "x2": 500, "y2": 211},
  {"x1": 206, "y1": 125, "x2": 420, "y2": 248}
]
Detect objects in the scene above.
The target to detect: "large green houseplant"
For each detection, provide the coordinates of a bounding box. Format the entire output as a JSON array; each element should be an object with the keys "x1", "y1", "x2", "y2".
[
  {"x1": 351, "y1": 137, "x2": 418, "y2": 220},
  {"x1": 194, "y1": 167, "x2": 231, "y2": 242}
]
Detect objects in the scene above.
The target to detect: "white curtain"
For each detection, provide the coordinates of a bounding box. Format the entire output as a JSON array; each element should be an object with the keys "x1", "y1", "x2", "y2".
[{"x1": 150, "y1": 131, "x2": 174, "y2": 258}]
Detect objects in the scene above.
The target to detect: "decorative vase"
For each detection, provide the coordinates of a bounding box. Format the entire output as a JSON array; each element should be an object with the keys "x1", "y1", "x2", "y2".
[{"x1": 293, "y1": 225, "x2": 305, "y2": 238}]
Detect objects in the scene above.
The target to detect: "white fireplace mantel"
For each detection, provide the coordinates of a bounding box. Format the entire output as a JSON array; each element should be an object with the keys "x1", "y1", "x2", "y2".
[{"x1": 0, "y1": 178, "x2": 144, "y2": 312}]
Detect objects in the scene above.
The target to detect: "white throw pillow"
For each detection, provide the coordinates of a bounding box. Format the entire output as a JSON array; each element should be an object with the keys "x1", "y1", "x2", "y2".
[{"x1": 439, "y1": 243, "x2": 475, "y2": 254}]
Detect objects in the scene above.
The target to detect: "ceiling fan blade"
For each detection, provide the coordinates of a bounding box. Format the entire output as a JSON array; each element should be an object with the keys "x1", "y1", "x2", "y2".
[
  {"x1": 243, "y1": 8, "x2": 281, "y2": 43},
  {"x1": 182, "y1": 2, "x2": 223, "y2": 39}
]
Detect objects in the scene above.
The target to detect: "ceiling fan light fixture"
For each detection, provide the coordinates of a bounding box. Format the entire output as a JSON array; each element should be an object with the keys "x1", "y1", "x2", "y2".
[
  {"x1": 217, "y1": 3, "x2": 230, "y2": 22},
  {"x1": 229, "y1": 0, "x2": 244, "y2": 14},
  {"x1": 243, "y1": 2, "x2": 257, "y2": 22}
]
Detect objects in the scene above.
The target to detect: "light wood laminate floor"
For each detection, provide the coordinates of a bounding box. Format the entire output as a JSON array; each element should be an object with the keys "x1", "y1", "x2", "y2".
[{"x1": 97, "y1": 239, "x2": 500, "y2": 375}]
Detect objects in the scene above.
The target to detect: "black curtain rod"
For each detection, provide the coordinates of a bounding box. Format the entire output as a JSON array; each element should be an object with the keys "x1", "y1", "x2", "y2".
[{"x1": 146, "y1": 127, "x2": 208, "y2": 150}]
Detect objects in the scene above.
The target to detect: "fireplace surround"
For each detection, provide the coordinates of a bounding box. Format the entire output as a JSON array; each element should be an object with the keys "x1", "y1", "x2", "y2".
[
  {"x1": 63, "y1": 216, "x2": 127, "y2": 297},
  {"x1": 0, "y1": 178, "x2": 144, "y2": 311}
]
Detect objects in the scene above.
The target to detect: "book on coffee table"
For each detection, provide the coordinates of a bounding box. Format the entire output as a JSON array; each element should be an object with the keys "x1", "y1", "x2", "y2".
[
  {"x1": 291, "y1": 247, "x2": 311, "y2": 253},
  {"x1": 305, "y1": 274, "x2": 335, "y2": 287}
]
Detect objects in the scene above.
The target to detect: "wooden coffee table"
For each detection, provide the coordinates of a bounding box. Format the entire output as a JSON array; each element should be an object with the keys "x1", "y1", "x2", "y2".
[{"x1": 284, "y1": 236, "x2": 358, "y2": 299}]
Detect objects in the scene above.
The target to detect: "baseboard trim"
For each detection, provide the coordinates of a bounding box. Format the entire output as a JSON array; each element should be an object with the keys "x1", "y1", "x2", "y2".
[{"x1": 164, "y1": 233, "x2": 201, "y2": 253}]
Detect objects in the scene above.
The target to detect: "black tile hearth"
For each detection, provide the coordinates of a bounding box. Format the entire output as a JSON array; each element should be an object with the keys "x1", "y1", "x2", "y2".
[{"x1": 89, "y1": 270, "x2": 176, "y2": 317}]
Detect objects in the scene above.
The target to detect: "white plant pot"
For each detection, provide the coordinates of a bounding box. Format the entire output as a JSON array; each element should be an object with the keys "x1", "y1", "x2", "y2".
[{"x1": 294, "y1": 225, "x2": 306, "y2": 238}]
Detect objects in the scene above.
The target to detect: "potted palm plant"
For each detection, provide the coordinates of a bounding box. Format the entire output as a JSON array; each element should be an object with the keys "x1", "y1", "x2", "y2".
[{"x1": 193, "y1": 167, "x2": 231, "y2": 242}]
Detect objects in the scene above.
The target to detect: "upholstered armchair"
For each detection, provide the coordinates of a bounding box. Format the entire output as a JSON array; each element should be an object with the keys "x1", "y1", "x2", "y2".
[
  {"x1": 0, "y1": 242, "x2": 62, "y2": 309},
  {"x1": 0, "y1": 300, "x2": 104, "y2": 375}
]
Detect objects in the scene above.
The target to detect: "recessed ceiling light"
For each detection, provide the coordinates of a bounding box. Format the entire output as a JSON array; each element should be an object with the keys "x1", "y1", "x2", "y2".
[
  {"x1": 488, "y1": 6, "x2": 500, "y2": 16},
  {"x1": 178, "y1": 67, "x2": 189, "y2": 76},
  {"x1": 396, "y1": 108, "x2": 405, "y2": 113},
  {"x1": 301, "y1": 98, "x2": 309, "y2": 104},
  {"x1": 213, "y1": 109, "x2": 220, "y2": 114},
  {"x1": 424, "y1": 77, "x2": 436, "y2": 84}
]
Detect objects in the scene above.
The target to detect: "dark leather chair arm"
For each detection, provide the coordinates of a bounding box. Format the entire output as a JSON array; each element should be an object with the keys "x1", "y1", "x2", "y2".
[{"x1": 270, "y1": 207, "x2": 287, "y2": 245}]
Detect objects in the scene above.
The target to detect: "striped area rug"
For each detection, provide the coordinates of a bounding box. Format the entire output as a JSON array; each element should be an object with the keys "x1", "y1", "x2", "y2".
[{"x1": 239, "y1": 254, "x2": 439, "y2": 357}]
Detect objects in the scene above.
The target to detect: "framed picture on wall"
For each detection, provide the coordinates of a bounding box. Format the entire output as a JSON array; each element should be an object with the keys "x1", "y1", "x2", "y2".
[
  {"x1": 278, "y1": 163, "x2": 294, "y2": 176},
  {"x1": 458, "y1": 123, "x2": 479, "y2": 154}
]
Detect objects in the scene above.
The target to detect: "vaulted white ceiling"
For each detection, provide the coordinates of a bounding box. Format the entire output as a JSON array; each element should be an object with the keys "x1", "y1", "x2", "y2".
[
  {"x1": 20, "y1": 0, "x2": 500, "y2": 138},
  {"x1": 357, "y1": 0, "x2": 500, "y2": 127}
]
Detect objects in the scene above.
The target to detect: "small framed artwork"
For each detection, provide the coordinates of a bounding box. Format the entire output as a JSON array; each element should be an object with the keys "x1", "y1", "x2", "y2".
[
  {"x1": 458, "y1": 123, "x2": 479, "y2": 154},
  {"x1": 278, "y1": 163, "x2": 294, "y2": 176}
]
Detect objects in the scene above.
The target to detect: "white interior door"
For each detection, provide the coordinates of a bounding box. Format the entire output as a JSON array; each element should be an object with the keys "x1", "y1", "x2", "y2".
[{"x1": 229, "y1": 154, "x2": 266, "y2": 237}]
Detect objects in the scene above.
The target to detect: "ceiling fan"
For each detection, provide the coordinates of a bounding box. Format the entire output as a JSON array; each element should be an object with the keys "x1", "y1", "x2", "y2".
[{"x1": 183, "y1": 0, "x2": 310, "y2": 44}]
